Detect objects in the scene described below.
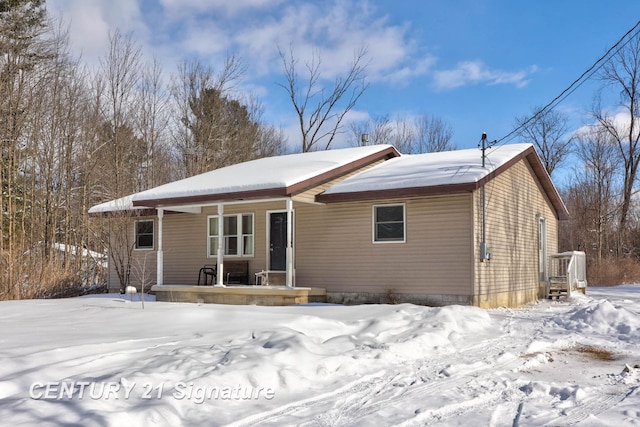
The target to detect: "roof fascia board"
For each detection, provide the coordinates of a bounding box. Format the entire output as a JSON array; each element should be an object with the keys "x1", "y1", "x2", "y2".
[
  {"x1": 89, "y1": 208, "x2": 159, "y2": 218},
  {"x1": 133, "y1": 187, "x2": 290, "y2": 208},
  {"x1": 157, "y1": 197, "x2": 292, "y2": 210}
]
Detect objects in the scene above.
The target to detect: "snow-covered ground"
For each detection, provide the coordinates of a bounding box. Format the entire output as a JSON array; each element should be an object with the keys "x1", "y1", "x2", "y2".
[{"x1": 1, "y1": 286, "x2": 639, "y2": 426}]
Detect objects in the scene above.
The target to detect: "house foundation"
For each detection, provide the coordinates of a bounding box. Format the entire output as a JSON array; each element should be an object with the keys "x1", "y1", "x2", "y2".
[
  {"x1": 328, "y1": 288, "x2": 541, "y2": 308},
  {"x1": 472, "y1": 287, "x2": 539, "y2": 308},
  {"x1": 326, "y1": 291, "x2": 474, "y2": 306}
]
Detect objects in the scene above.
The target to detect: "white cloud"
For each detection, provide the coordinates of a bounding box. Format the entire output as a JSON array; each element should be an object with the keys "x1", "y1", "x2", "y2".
[
  {"x1": 231, "y1": 1, "x2": 428, "y2": 84},
  {"x1": 381, "y1": 56, "x2": 438, "y2": 85},
  {"x1": 46, "y1": 0, "x2": 435, "y2": 91},
  {"x1": 159, "y1": 0, "x2": 284, "y2": 19},
  {"x1": 177, "y1": 18, "x2": 231, "y2": 56},
  {"x1": 574, "y1": 107, "x2": 640, "y2": 140},
  {"x1": 47, "y1": 0, "x2": 149, "y2": 68},
  {"x1": 431, "y1": 61, "x2": 537, "y2": 90}
]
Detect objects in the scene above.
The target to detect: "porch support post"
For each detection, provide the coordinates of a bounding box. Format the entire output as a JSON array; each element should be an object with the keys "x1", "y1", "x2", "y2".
[
  {"x1": 156, "y1": 208, "x2": 164, "y2": 285},
  {"x1": 286, "y1": 198, "x2": 294, "y2": 288},
  {"x1": 216, "y1": 203, "x2": 225, "y2": 287}
]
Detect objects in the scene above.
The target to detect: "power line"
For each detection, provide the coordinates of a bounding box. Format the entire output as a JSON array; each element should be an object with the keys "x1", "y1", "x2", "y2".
[{"x1": 494, "y1": 20, "x2": 640, "y2": 147}]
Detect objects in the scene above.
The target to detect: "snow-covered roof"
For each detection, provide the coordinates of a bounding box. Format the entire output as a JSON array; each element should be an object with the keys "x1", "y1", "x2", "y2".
[
  {"x1": 88, "y1": 143, "x2": 567, "y2": 219},
  {"x1": 88, "y1": 194, "x2": 151, "y2": 214},
  {"x1": 316, "y1": 143, "x2": 568, "y2": 220},
  {"x1": 321, "y1": 143, "x2": 533, "y2": 196},
  {"x1": 52, "y1": 243, "x2": 107, "y2": 261},
  {"x1": 130, "y1": 145, "x2": 398, "y2": 207}
]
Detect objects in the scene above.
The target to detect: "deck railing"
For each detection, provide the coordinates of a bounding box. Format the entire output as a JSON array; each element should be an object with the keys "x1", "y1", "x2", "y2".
[{"x1": 547, "y1": 251, "x2": 587, "y2": 298}]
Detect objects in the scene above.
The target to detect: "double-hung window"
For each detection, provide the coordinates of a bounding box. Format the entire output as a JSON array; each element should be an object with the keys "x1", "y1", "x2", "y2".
[
  {"x1": 135, "y1": 220, "x2": 154, "y2": 250},
  {"x1": 208, "y1": 213, "x2": 254, "y2": 257},
  {"x1": 373, "y1": 204, "x2": 405, "y2": 243}
]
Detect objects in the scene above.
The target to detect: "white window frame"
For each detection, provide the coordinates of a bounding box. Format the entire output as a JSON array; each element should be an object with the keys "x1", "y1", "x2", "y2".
[
  {"x1": 207, "y1": 213, "x2": 254, "y2": 258},
  {"x1": 241, "y1": 213, "x2": 255, "y2": 257},
  {"x1": 134, "y1": 219, "x2": 154, "y2": 250},
  {"x1": 372, "y1": 203, "x2": 406, "y2": 244}
]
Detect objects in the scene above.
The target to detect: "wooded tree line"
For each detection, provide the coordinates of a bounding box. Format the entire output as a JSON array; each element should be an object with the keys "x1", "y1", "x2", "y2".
[
  {"x1": 518, "y1": 36, "x2": 640, "y2": 285},
  {"x1": 0, "y1": 1, "x2": 287, "y2": 299}
]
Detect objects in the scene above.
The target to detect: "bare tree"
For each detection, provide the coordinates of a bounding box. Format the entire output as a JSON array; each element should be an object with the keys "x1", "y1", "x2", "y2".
[
  {"x1": 244, "y1": 95, "x2": 287, "y2": 158},
  {"x1": 514, "y1": 106, "x2": 573, "y2": 176},
  {"x1": 278, "y1": 45, "x2": 369, "y2": 152},
  {"x1": 348, "y1": 115, "x2": 393, "y2": 147},
  {"x1": 573, "y1": 125, "x2": 620, "y2": 260},
  {"x1": 97, "y1": 29, "x2": 143, "y2": 197},
  {"x1": 90, "y1": 30, "x2": 145, "y2": 292},
  {"x1": 169, "y1": 57, "x2": 284, "y2": 177},
  {"x1": 593, "y1": 35, "x2": 640, "y2": 253},
  {"x1": 390, "y1": 116, "x2": 416, "y2": 154},
  {"x1": 169, "y1": 57, "x2": 245, "y2": 176},
  {"x1": 413, "y1": 114, "x2": 456, "y2": 153},
  {"x1": 0, "y1": 0, "x2": 49, "y2": 299},
  {"x1": 135, "y1": 56, "x2": 171, "y2": 189},
  {"x1": 348, "y1": 113, "x2": 455, "y2": 154}
]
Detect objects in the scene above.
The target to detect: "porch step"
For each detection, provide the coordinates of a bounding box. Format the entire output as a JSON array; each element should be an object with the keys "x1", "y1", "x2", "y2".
[{"x1": 548, "y1": 286, "x2": 568, "y2": 300}]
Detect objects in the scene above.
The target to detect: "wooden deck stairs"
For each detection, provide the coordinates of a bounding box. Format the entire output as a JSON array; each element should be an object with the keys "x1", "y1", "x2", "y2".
[
  {"x1": 548, "y1": 277, "x2": 569, "y2": 300},
  {"x1": 546, "y1": 251, "x2": 587, "y2": 300}
]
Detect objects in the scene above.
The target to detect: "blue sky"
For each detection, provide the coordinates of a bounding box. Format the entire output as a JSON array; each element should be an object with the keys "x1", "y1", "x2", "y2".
[{"x1": 47, "y1": 0, "x2": 639, "y2": 180}]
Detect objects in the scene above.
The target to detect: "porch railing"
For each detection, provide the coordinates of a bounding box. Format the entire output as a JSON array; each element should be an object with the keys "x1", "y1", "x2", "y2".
[{"x1": 547, "y1": 251, "x2": 587, "y2": 298}]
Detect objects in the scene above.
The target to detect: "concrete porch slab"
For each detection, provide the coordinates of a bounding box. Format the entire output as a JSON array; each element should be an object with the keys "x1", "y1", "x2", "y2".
[{"x1": 151, "y1": 284, "x2": 326, "y2": 306}]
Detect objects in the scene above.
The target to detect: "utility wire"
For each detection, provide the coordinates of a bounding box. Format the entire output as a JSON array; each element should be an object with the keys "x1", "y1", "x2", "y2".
[{"x1": 493, "y1": 19, "x2": 640, "y2": 147}]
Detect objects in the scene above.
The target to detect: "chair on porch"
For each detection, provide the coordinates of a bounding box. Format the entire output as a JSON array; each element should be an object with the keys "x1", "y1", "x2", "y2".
[
  {"x1": 197, "y1": 264, "x2": 217, "y2": 286},
  {"x1": 255, "y1": 270, "x2": 270, "y2": 286}
]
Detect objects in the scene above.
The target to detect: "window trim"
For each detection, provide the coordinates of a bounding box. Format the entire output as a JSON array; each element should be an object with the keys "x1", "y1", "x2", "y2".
[
  {"x1": 372, "y1": 203, "x2": 406, "y2": 244},
  {"x1": 207, "y1": 213, "x2": 254, "y2": 258},
  {"x1": 134, "y1": 219, "x2": 155, "y2": 251},
  {"x1": 241, "y1": 213, "x2": 254, "y2": 257}
]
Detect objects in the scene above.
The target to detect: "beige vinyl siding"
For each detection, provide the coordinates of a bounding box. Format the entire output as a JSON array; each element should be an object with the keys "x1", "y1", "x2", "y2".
[
  {"x1": 107, "y1": 215, "x2": 158, "y2": 291},
  {"x1": 473, "y1": 158, "x2": 558, "y2": 305},
  {"x1": 294, "y1": 194, "x2": 473, "y2": 295},
  {"x1": 161, "y1": 212, "x2": 208, "y2": 284}
]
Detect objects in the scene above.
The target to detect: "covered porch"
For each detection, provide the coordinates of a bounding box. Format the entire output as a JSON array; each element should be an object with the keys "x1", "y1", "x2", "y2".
[{"x1": 153, "y1": 197, "x2": 298, "y2": 289}]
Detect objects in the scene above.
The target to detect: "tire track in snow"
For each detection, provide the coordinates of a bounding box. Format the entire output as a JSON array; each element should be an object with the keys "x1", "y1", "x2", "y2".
[
  {"x1": 545, "y1": 383, "x2": 638, "y2": 426},
  {"x1": 229, "y1": 328, "x2": 529, "y2": 426},
  {"x1": 321, "y1": 344, "x2": 527, "y2": 425},
  {"x1": 225, "y1": 371, "x2": 390, "y2": 427},
  {"x1": 310, "y1": 313, "x2": 548, "y2": 426}
]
